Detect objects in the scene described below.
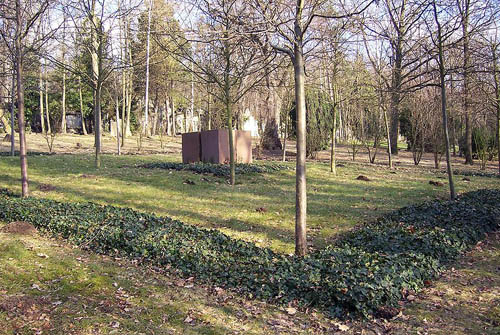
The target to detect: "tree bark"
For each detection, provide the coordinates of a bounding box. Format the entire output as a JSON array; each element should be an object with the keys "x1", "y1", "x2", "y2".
[
  {"x1": 327, "y1": 75, "x2": 337, "y2": 175},
  {"x1": 61, "y1": 21, "x2": 67, "y2": 134},
  {"x1": 39, "y1": 65, "x2": 45, "y2": 133},
  {"x1": 15, "y1": 0, "x2": 29, "y2": 197},
  {"x1": 91, "y1": 0, "x2": 101, "y2": 168},
  {"x1": 78, "y1": 76, "x2": 88, "y2": 135},
  {"x1": 143, "y1": 0, "x2": 152, "y2": 136},
  {"x1": 389, "y1": 42, "x2": 402, "y2": 155},
  {"x1": 61, "y1": 63, "x2": 66, "y2": 133},
  {"x1": 116, "y1": 96, "x2": 120, "y2": 155},
  {"x1": 10, "y1": 70, "x2": 16, "y2": 156},
  {"x1": 44, "y1": 68, "x2": 51, "y2": 134},
  {"x1": 293, "y1": 4, "x2": 307, "y2": 256},
  {"x1": 461, "y1": 0, "x2": 473, "y2": 165},
  {"x1": 492, "y1": 44, "x2": 500, "y2": 174},
  {"x1": 433, "y1": 1, "x2": 456, "y2": 200}
]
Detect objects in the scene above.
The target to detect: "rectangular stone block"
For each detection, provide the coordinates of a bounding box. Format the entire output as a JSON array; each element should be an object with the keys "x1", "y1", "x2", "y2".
[
  {"x1": 201, "y1": 129, "x2": 229, "y2": 164},
  {"x1": 198, "y1": 129, "x2": 252, "y2": 164},
  {"x1": 182, "y1": 132, "x2": 201, "y2": 163},
  {"x1": 235, "y1": 130, "x2": 252, "y2": 164}
]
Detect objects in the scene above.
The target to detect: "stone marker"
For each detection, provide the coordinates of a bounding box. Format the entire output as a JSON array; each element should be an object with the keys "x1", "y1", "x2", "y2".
[{"x1": 182, "y1": 132, "x2": 202, "y2": 163}]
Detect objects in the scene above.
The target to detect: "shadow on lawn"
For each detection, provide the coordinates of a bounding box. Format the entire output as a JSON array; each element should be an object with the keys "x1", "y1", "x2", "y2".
[
  {"x1": 0, "y1": 235, "x2": 258, "y2": 335},
  {"x1": 0, "y1": 153, "x2": 479, "y2": 252}
]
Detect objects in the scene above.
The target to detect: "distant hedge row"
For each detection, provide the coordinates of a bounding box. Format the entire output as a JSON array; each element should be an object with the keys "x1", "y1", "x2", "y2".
[
  {"x1": 0, "y1": 189, "x2": 498, "y2": 317},
  {"x1": 140, "y1": 162, "x2": 290, "y2": 177}
]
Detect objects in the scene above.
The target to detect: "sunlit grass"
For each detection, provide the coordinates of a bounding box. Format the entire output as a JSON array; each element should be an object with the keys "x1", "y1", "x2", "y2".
[{"x1": 1, "y1": 148, "x2": 498, "y2": 254}]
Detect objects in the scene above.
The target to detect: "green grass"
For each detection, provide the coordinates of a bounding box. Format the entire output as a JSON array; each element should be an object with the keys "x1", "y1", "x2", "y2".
[
  {"x1": 0, "y1": 152, "x2": 498, "y2": 254},
  {"x1": 0, "y1": 228, "x2": 335, "y2": 335}
]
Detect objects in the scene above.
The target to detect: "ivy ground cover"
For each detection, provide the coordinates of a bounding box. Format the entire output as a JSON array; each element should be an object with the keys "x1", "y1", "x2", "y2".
[{"x1": 0, "y1": 189, "x2": 498, "y2": 317}]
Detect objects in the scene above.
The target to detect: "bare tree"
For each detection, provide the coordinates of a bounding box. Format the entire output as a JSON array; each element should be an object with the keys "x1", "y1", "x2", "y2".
[
  {"x1": 430, "y1": 0, "x2": 456, "y2": 199},
  {"x1": 254, "y1": 0, "x2": 375, "y2": 256},
  {"x1": 162, "y1": 0, "x2": 275, "y2": 185},
  {"x1": 0, "y1": 0, "x2": 50, "y2": 197}
]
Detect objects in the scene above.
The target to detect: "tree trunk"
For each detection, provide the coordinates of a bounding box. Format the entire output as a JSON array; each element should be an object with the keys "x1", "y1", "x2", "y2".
[
  {"x1": 15, "y1": 0, "x2": 29, "y2": 197},
  {"x1": 226, "y1": 100, "x2": 235, "y2": 185},
  {"x1": 461, "y1": 0, "x2": 473, "y2": 165},
  {"x1": 327, "y1": 75, "x2": 337, "y2": 175},
  {"x1": 171, "y1": 99, "x2": 176, "y2": 136},
  {"x1": 61, "y1": 24, "x2": 67, "y2": 134},
  {"x1": 39, "y1": 66, "x2": 45, "y2": 134},
  {"x1": 94, "y1": 83, "x2": 102, "y2": 168},
  {"x1": 61, "y1": 65, "x2": 66, "y2": 133},
  {"x1": 492, "y1": 44, "x2": 500, "y2": 174},
  {"x1": 78, "y1": 76, "x2": 88, "y2": 135},
  {"x1": 389, "y1": 40, "x2": 402, "y2": 155},
  {"x1": 91, "y1": 0, "x2": 102, "y2": 168},
  {"x1": 143, "y1": 0, "x2": 152, "y2": 137},
  {"x1": 282, "y1": 113, "x2": 287, "y2": 162},
  {"x1": 10, "y1": 70, "x2": 16, "y2": 156},
  {"x1": 293, "y1": 19, "x2": 307, "y2": 257},
  {"x1": 433, "y1": 1, "x2": 456, "y2": 200},
  {"x1": 116, "y1": 96, "x2": 120, "y2": 155},
  {"x1": 383, "y1": 106, "x2": 393, "y2": 169},
  {"x1": 45, "y1": 71, "x2": 51, "y2": 134}
]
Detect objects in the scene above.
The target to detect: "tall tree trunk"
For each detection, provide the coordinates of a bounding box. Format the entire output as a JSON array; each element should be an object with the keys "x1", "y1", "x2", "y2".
[
  {"x1": 39, "y1": 65, "x2": 45, "y2": 133},
  {"x1": 78, "y1": 76, "x2": 88, "y2": 135},
  {"x1": 44, "y1": 68, "x2": 51, "y2": 134},
  {"x1": 191, "y1": 61, "x2": 195, "y2": 132},
  {"x1": 94, "y1": 83, "x2": 102, "y2": 168},
  {"x1": 171, "y1": 99, "x2": 176, "y2": 136},
  {"x1": 389, "y1": 37, "x2": 402, "y2": 155},
  {"x1": 61, "y1": 65, "x2": 66, "y2": 133},
  {"x1": 383, "y1": 106, "x2": 393, "y2": 169},
  {"x1": 293, "y1": 8, "x2": 307, "y2": 257},
  {"x1": 10, "y1": 69, "x2": 16, "y2": 156},
  {"x1": 493, "y1": 44, "x2": 500, "y2": 174},
  {"x1": 116, "y1": 96, "x2": 120, "y2": 155},
  {"x1": 327, "y1": 75, "x2": 337, "y2": 175},
  {"x1": 143, "y1": 0, "x2": 152, "y2": 136},
  {"x1": 282, "y1": 113, "x2": 287, "y2": 162},
  {"x1": 91, "y1": 0, "x2": 101, "y2": 168},
  {"x1": 226, "y1": 100, "x2": 235, "y2": 185},
  {"x1": 433, "y1": 1, "x2": 456, "y2": 200},
  {"x1": 61, "y1": 20, "x2": 67, "y2": 134},
  {"x1": 461, "y1": 0, "x2": 473, "y2": 165},
  {"x1": 223, "y1": 29, "x2": 235, "y2": 186},
  {"x1": 15, "y1": 0, "x2": 29, "y2": 197}
]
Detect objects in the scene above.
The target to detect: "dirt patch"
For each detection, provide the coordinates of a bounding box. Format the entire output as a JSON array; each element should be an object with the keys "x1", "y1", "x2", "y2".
[
  {"x1": 356, "y1": 175, "x2": 371, "y2": 182},
  {"x1": 429, "y1": 180, "x2": 444, "y2": 187},
  {"x1": 0, "y1": 221, "x2": 37, "y2": 235},
  {"x1": 38, "y1": 183, "x2": 56, "y2": 192}
]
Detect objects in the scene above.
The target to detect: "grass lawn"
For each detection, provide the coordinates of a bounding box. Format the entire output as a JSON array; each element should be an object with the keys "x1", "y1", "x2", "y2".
[
  {"x1": 0, "y1": 134, "x2": 499, "y2": 334},
  {"x1": 0, "y1": 134, "x2": 499, "y2": 254}
]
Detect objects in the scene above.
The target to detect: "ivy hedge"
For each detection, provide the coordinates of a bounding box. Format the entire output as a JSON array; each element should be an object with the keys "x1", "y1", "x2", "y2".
[
  {"x1": 140, "y1": 162, "x2": 290, "y2": 177},
  {"x1": 0, "y1": 189, "x2": 498, "y2": 318}
]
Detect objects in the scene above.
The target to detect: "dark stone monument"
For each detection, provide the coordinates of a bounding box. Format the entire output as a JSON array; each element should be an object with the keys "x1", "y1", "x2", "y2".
[
  {"x1": 182, "y1": 132, "x2": 202, "y2": 163},
  {"x1": 201, "y1": 129, "x2": 230, "y2": 164},
  {"x1": 183, "y1": 129, "x2": 252, "y2": 164}
]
